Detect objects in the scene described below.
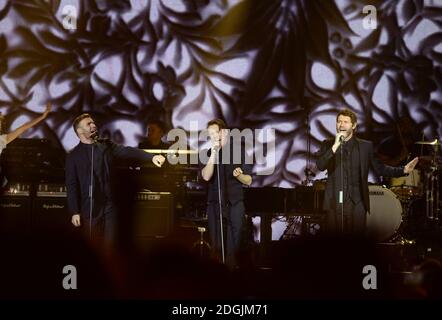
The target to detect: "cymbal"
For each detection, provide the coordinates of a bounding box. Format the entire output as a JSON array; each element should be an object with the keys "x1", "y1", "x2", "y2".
[{"x1": 415, "y1": 139, "x2": 440, "y2": 146}]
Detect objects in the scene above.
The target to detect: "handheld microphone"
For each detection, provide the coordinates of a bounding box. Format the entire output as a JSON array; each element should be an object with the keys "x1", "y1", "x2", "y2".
[
  {"x1": 91, "y1": 131, "x2": 99, "y2": 143},
  {"x1": 339, "y1": 134, "x2": 345, "y2": 143},
  {"x1": 212, "y1": 140, "x2": 221, "y2": 152},
  {"x1": 212, "y1": 145, "x2": 220, "y2": 153}
]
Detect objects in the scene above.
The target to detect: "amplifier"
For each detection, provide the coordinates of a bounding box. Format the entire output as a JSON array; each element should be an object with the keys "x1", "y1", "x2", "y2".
[
  {"x1": 2, "y1": 183, "x2": 31, "y2": 197},
  {"x1": 0, "y1": 195, "x2": 32, "y2": 234},
  {"x1": 32, "y1": 195, "x2": 70, "y2": 232},
  {"x1": 36, "y1": 184, "x2": 67, "y2": 197},
  {"x1": 132, "y1": 191, "x2": 174, "y2": 238}
]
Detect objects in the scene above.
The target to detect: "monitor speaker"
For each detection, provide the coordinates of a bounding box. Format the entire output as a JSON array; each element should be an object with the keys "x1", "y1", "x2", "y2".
[{"x1": 132, "y1": 192, "x2": 174, "y2": 238}]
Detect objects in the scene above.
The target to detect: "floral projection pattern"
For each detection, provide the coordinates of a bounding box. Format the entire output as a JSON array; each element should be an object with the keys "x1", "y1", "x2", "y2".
[{"x1": 0, "y1": 0, "x2": 441, "y2": 186}]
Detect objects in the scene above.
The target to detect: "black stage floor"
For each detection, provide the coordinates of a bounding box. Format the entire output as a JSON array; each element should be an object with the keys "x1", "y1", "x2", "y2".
[{"x1": 1, "y1": 212, "x2": 441, "y2": 300}]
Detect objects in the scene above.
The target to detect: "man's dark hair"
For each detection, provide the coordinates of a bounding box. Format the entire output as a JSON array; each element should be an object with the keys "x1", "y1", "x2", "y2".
[
  {"x1": 337, "y1": 109, "x2": 357, "y2": 125},
  {"x1": 207, "y1": 118, "x2": 227, "y2": 130},
  {"x1": 72, "y1": 113, "x2": 92, "y2": 135},
  {"x1": 147, "y1": 119, "x2": 166, "y2": 133},
  {"x1": 0, "y1": 113, "x2": 5, "y2": 135}
]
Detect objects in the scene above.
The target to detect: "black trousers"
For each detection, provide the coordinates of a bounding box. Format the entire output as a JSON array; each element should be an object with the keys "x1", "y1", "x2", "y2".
[
  {"x1": 82, "y1": 201, "x2": 117, "y2": 250},
  {"x1": 207, "y1": 201, "x2": 245, "y2": 268},
  {"x1": 326, "y1": 199, "x2": 367, "y2": 237}
]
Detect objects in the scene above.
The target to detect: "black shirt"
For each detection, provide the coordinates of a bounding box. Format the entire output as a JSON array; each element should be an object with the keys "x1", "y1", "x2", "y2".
[{"x1": 202, "y1": 142, "x2": 252, "y2": 205}]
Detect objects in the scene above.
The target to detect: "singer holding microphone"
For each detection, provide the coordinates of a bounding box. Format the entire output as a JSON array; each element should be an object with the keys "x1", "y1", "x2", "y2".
[
  {"x1": 201, "y1": 119, "x2": 252, "y2": 269},
  {"x1": 66, "y1": 113, "x2": 165, "y2": 250},
  {"x1": 315, "y1": 109, "x2": 418, "y2": 238}
]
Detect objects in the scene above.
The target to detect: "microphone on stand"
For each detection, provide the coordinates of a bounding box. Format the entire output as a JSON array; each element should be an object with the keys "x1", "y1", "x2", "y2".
[
  {"x1": 338, "y1": 133, "x2": 346, "y2": 233},
  {"x1": 212, "y1": 139, "x2": 225, "y2": 264}
]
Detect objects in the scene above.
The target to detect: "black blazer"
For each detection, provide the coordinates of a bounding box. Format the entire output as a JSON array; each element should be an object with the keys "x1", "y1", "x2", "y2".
[
  {"x1": 65, "y1": 139, "x2": 153, "y2": 218},
  {"x1": 315, "y1": 137, "x2": 405, "y2": 213}
]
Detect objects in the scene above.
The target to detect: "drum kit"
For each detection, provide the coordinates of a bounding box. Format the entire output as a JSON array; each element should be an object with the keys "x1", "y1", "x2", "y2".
[{"x1": 367, "y1": 139, "x2": 442, "y2": 243}]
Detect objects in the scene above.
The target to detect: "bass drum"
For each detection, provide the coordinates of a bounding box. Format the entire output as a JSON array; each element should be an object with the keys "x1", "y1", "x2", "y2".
[{"x1": 366, "y1": 185, "x2": 403, "y2": 242}]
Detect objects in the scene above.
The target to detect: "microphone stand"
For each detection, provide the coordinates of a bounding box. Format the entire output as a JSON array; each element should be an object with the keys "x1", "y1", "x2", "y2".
[
  {"x1": 89, "y1": 142, "x2": 94, "y2": 239},
  {"x1": 215, "y1": 148, "x2": 225, "y2": 264},
  {"x1": 88, "y1": 134, "x2": 98, "y2": 239},
  {"x1": 339, "y1": 137, "x2": 345, "y2": 233}
]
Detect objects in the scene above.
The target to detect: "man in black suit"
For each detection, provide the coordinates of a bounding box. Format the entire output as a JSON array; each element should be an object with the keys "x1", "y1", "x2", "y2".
[
  {"x1": 201, "y1": 119, "x2": 252, "y2": 268},
  {"x1": 66, "y1": 113, "x2": 166, "y2": 249},
  {"x1": 315, "y1": 109, "x2": 418, "y2": 237}
]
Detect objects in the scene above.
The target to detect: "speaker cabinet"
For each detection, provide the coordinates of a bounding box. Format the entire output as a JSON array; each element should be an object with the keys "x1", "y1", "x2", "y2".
[
  {"x1": 32, "y1": 196, "x2": 70, "y2": 232},
  {"x1": 132, "y1": 192, "x2": 174, "y2": 238},
  {"x1": 0, "y1": 196, "x2": 32, "y2": 234}
]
